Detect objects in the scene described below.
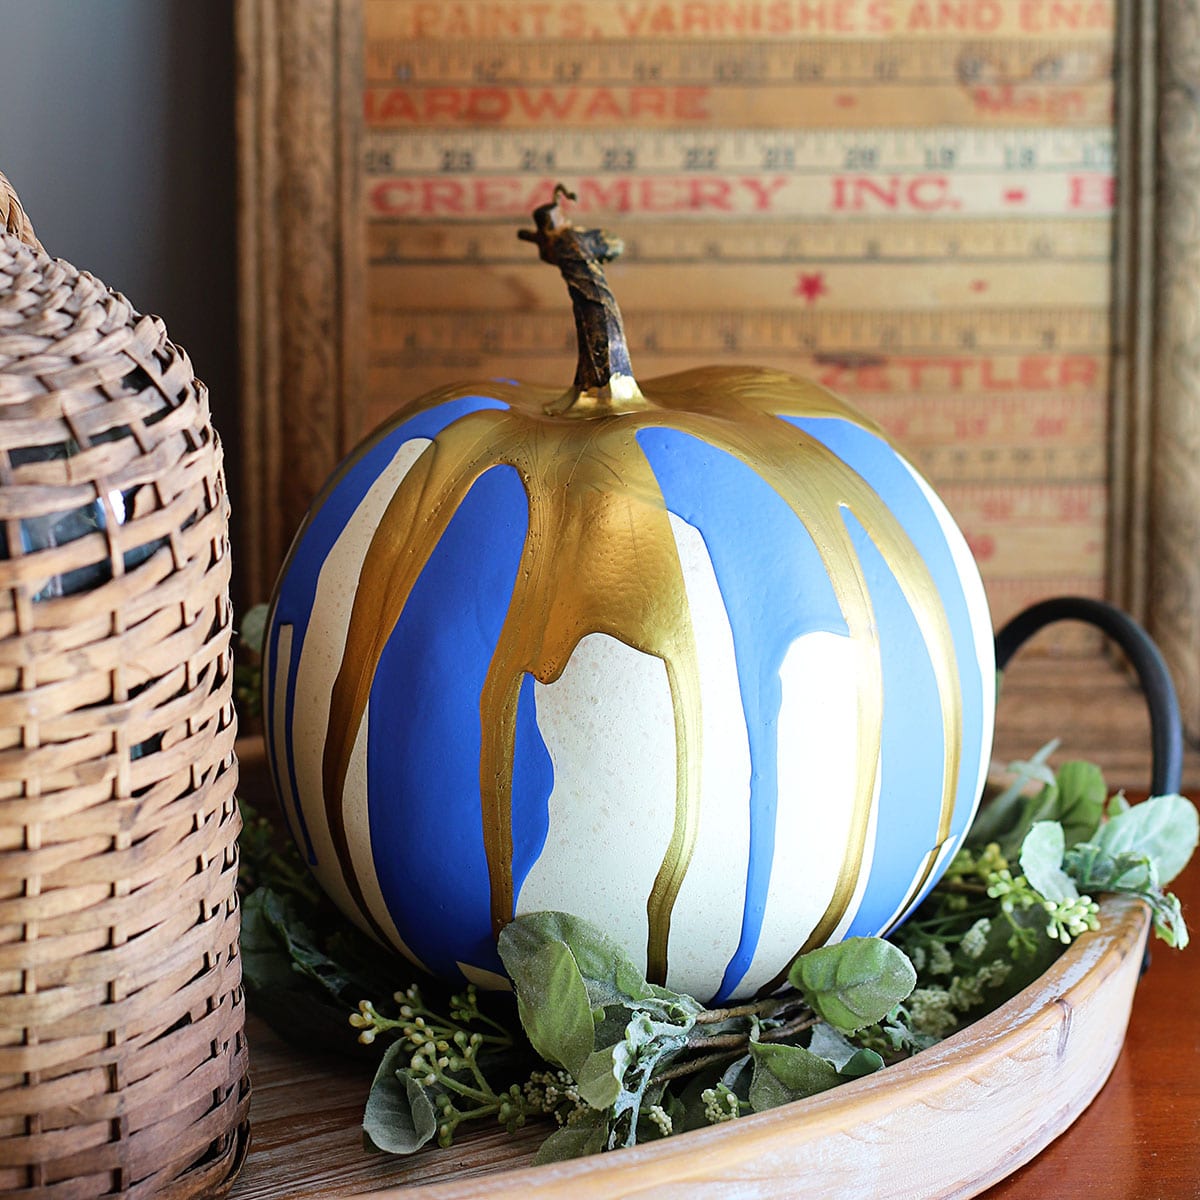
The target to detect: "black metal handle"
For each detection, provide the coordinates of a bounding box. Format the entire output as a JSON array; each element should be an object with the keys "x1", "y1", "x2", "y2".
[{"x1": 994, "y1": 596, "x2": 1183, "y2": 798}]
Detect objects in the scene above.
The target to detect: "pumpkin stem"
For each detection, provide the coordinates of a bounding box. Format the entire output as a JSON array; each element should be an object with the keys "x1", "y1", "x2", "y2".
[{"x1": 519, "y1": 184, "x2": 644, "y2": 413}]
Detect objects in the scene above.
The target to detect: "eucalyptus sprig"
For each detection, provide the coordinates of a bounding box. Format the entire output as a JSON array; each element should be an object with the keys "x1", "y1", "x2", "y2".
[{"x1": 355, "y1": 983, "x2": 531, "y2": 1152}]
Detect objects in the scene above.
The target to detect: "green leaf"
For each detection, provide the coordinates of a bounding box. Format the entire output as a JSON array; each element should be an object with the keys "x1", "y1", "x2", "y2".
[
  {"x1": 1052, "y1": 761, "x2": 1107, "y2": 848},
  {"x1": 1064, "y1": 843, "x2": 1157, "y2": 893},
  {"x1": 576, "y1": 1043, "x2": 628, "y2": 1110},
  {"x1": 1019, "y1": 821, "x2": 1078, "y2": 902},
  {"x1": 1107, "y1": 793, "x2": 1131, "y2": 818},
  {"x1": 967, "y1": 740, "x2": 1059, "y2": 850},
  {"x1": 362, "y1": 1041, "x2": 438, "y2": 1155},
  {"x1": 806, "y1": 1022, "x2": 859, "y2": 1071},
  {"x1": 1147, "y1": 891, "x2": 1189, "y2": 949},
  {"x1": 240, "y1": 886, "x2": 406, "y2": 1050},
  {"x1": 802, "y1": 1019, "x2": 887, "y2": 1081},
  {"x1": 533, "y1": 1115, "x2": 609, "y2": 1164},
  {"x1": 502, "y1": 938, "x2": 595, "y2": 1078},
  {"x1": 1095, "y1": 794, "x2": 1199, "y2": 885},
  {"x1": 242, "y1": 885, "x2": 397, "y2": 1006},
  {"x1": 238, "y1": 603, "x2": 269, "y2": 654},
  {"x1": 789, "y1": 938, "x2": 916, "y2": 1033},
  {"x1": 839, "y1": 1048, "x2": 886, "y2": 1079},
  {"x1": 498, "y1": 911, "x2": 699, "y2": 1063},
  {"x1": 1064, "y1": 843, "x2": 1189, "y2": 949},
  {"x1": 500, "y1": 911, "x2": 649, "y2": 1003},
  {"x1": 968, "y1": 745, "x2": 1108, "y2": 860},
  {"x1": 588, "y1": 1011, "x2": 693, "y2": 1146},
  {"x1": 239, "y1": 888, "x2": 301, "y2": 994},
  {"x1": 499, "y1": 912, "x2": 698, "y2": 1019},
  {"x1": 747, "y1": 1041, "x2": 840, "y2": 1111}
]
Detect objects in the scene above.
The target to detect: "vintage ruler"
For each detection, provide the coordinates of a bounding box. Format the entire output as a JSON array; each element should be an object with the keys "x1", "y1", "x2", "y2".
[{"x1": 361, "y1": 0, "x2": 1116, "y2": 633}]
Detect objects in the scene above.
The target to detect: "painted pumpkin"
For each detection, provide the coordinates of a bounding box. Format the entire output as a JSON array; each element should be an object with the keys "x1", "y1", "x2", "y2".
[{"x1": 264, "y1": 188, "x2": 995, "y2": 1003}]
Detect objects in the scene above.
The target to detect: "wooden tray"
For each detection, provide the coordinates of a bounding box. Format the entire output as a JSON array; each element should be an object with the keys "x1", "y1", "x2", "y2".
[{"x1": 230, "y1": 894, "x2": 1149, "y2": 1200}]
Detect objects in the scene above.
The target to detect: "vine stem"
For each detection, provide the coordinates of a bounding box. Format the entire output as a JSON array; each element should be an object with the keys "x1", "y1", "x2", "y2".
[
  {"x1": 650, "y1": 1010, "x2": 820, "y2": 1086},
  {"x1": 759, "y1": 1012, "x2": 819, "y2": 1044},
  {"x1": 694, "y1": 996, "x2": 785, "y2": 1025},
  {"x1": 943, "y1": 880, "x2": 991, "y2": 896},
  {"x1": 650, "y1": 1045, "x2": 745, "y2": 1085}
]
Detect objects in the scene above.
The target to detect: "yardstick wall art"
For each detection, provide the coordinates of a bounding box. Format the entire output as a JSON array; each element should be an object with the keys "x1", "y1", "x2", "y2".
[{"x1": 236, "y1": 1, "x2": 1200, "y2": 735}]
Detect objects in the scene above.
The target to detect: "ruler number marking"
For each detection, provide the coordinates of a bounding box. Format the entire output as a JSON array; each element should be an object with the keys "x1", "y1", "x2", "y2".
[
  {"x1": 763, "y1": 145, "x2": 796, "y2": 170},
  {"x1": 440, "y1": 148, "x2": 475, "y2": 172},
  {"x1": 844, "y1": 146, "x2": 881, "y2": 170},
  {"x1": 602, "y1": 146, "x2": 637, "y2": 170},
  {"x1": 519, "y1": 147, "x2": 557, "y2": 172}
]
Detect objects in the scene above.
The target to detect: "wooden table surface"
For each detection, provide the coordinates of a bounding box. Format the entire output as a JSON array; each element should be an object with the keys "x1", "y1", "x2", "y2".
[{"x1": 231, "y1": 652, "x2": 1200, "y2": 1198}]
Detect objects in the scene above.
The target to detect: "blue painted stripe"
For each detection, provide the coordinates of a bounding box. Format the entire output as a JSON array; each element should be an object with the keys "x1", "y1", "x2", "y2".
[
  {"x1": 636, "y1": 427, "x2": 847, "y2": 1003},
  {"x1": 366, "y1": 463, "x2": 535, "y2": 980},
  {"x1": 784, "y1": 417, "x2": 987, "y2": 920},
  {"x1": 837, "y1": 508, "x2": 945, "y2": 937},
  {"x1": 511, "y1": 673, "x2": 555, "y2": 900},
  {"x1": 265, "y1": 395, "x2": 508, "y2": 864}
]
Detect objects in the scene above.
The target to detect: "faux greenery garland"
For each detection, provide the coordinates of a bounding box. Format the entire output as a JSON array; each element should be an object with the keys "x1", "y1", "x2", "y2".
[
  {"x1": 238, "y1": 743, "x2": 1196, "y2": 1163},
  {"x1": 234, "y1": 604, "x2": 1197, "y2": 1162}
]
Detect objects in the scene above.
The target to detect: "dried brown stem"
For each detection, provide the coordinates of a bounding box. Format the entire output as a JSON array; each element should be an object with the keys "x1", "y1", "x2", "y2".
[{"x1": 518, "y1": 184, "x2": 638, "y2": 401}]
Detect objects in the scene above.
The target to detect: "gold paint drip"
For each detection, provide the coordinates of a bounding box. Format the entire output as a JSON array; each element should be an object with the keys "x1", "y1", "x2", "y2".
[
  {"x1": 470, "y1": 409, "x2": 704, "y2": 969},
  {"x1": 321, "y1": 405, "x2": 516, "y2": 939}
]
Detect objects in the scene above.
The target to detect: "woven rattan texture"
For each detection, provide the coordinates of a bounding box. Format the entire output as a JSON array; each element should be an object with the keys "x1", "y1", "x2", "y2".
[
  {"x1": 0, "y1": 227, "x2": 249, "y2": 1197},
  {"x1": 0, "y1": 174, "x2": 42, "y2": 256}
]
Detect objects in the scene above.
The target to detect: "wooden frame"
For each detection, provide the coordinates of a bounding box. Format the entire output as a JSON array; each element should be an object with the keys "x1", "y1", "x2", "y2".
[
  {"x1": 236, "y1": 0, "x2": 367, "y2": 601},
  {"x1": 236, "y1": 0, "x2": 1200, "y2": 735}
]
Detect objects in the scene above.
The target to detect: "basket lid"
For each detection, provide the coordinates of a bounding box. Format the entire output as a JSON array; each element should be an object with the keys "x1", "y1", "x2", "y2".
[{"x1": 0, "y1": 170, "x2": 211, "y2": 605}]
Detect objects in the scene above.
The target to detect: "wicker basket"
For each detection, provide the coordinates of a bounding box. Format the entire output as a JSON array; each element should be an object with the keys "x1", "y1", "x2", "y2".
[{"x1": 0, "y1": 171, "x2": 249, "y2": 1197}]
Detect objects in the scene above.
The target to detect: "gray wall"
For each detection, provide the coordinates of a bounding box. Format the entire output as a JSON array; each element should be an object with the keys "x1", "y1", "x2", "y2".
[{"x1": 0, "y1": 0, "x2": 243, "y2": 602}]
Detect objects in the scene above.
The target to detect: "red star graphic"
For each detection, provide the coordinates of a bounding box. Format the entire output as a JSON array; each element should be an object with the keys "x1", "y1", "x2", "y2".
[
  {"x1": 794, "y1": 271, "x2": 828, "y2": 304},
  {"x1": 969, "y1": 279, "x2": 989, "y2": 292}
]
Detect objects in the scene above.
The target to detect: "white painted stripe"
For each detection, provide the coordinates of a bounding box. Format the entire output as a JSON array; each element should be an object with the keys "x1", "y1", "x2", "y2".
[
  {"x1": 735, "y1": 631, "x2": 867, "y2": 998},
  {"x1": 517, "y1": 633, "x2": 678, "y2": 979},
  {"x1": 663, "y1": 514, "x2": 752, "y2": 1001},
  {"x1": 341, "y1": 701, "x2": 428, "y2": 969},
  {"x1": 288, "y1": 437, "x2": 433, "y2": 968},
  {"x1": 268, "y1": 622, "x2": 300, "y2": 841}
]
